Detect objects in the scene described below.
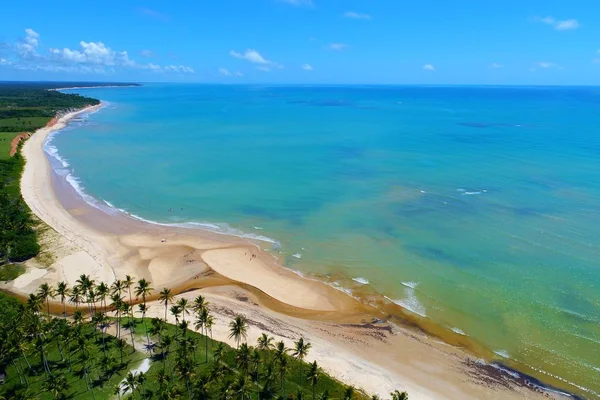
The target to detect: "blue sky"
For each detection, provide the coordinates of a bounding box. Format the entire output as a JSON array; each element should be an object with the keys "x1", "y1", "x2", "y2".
[{"x1": 1, "y1": 0, "x2": 599, "y2": 84}]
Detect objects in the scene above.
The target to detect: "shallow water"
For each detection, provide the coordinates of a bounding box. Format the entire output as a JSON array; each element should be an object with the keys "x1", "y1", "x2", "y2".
[{"x1": 52, "y1": 84, "x2": 600, "y2": 397}]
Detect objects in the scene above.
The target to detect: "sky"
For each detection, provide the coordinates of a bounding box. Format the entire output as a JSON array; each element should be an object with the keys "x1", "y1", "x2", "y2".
[{"x1": 1, "y1": 0, "x2": 599, "y2": 85}]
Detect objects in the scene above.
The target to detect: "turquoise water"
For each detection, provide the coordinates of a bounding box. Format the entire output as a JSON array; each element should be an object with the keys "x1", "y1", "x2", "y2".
[{"x1": 52, "y1": 84, "x2": 600, "y2": 396}]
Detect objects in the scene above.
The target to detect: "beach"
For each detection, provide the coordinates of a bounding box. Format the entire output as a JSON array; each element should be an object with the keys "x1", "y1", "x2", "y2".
[{"x1": 1, "y1": 102, "x2": 568, "y2": 399}]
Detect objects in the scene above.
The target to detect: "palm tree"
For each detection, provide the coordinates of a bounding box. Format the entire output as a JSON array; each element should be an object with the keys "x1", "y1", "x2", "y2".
[
  {"x1": 274, "y1": 341, "x2": 289, "y2": 363},
  {"x1": 110, "y1": 293, "x2": 124, "y2": 339},
  {"x1": 318, "y1": 390, "x2": 330, "y2": 400},
  {"x1": 277, "y1": 353, "x2": 290, "y2": 397},
  {"x1": 37, "y1": 283, "x2": 54, "y2": 316},
  {"x1": 293, "y1": 337, "x2": 312, "y2": 385},
  {"x1": 43, "y1": 373, "x2": 69, "y2": 399},
  {"x1": 228, "y1": 314, "x2": 248, "y2": 348},
  {"x1": 123, "y1": 371, "x2": 138, "y2": 397},
  {"x1": 159, "y1": 287, "x2": 174, "y2": 320},
  {"x1": 69, "y1": 286, "x2": 83, "y2": 310},
  {"x1": 96, "y1": 282, "x2": 109, "y2": 310},
  {"x1": 257, "y1": 333, "x2": 274, "y2": 351},
  {"x1": 170, "y1": 305, "x2": 182, "y2": 325},
  {"x1": 122, "y1": 302, "x2": 136, "y2": 350},
  {"x1": 111, "y1": 279, "x2": 124, "y2": 297},
  {"x1": 137, "y1": 372, "x2": 147, "y2": 399},
  {"x1": 235, "y1": 343, "x2": 251, "y2": 375},
  {"x1": 55, "y1": 281, "x2": 70, "y2": 317},
  {"x1": 233, "y1": 374, "x2": 252, "y2": 400},
  {"x1": 26, "y1": 293, "x2": 42, "y2": 313},
  {"x1": 139, "y1": 303, "x2": 151, "y2": 347},
  {"x1": 343, "y1": 386, "x2": 355, "y2": 400},
  {"x1": 390, "y1": 390, "x2": 408, "y2": 400},
  {"x1": 306, "y1": 361, "x2": 320, "y2": 400},
  {"x1": 123, "y1": 275, "x2": 135, "y2": 304},
  {"x1": 176, "y1": 298, "x2": 190, "y2": 322},
  {"x1": 192, "y1": 294, "x2": 209, "y2": 314}
]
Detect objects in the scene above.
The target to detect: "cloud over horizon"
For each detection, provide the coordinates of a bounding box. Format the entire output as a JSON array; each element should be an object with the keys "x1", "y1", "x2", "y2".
[
  {"x1": 534, "y1": 16, "x2": 580, "y2": 31},
  {"x1": 1, "y1": 28, "x2": 195, "y2": 74},
  {"x1": 230, "y1": 48, "x2": 283, "y2": 71}
]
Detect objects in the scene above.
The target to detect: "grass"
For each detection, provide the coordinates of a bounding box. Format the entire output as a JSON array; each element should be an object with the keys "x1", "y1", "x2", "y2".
[
  {"x1": 0, "y1": 132, "x2": 19, "y2": 159},
  {"x1": 0, "y1": 322, "x2": 143, "y2": 400},
  {"x1": 0, "y1": 263, "x2": 25, "y2": 281},
  {"x1": 0, "y1": 117, "x2": 51, "y2": 132}
]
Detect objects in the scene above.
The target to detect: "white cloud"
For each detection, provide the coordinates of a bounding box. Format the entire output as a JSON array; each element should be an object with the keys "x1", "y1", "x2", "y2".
[
  {"x1": 490, "y1": 62, "x2": 504, "y2": 69},
  {"x1": 219, "y1": 67, "x2": 232, "y2": 76},
  {"x1": 140, "y1": 49, "x2": 156, "y2": 58},
  {"x1": 235, "y1": 71, "x2": 244, "y2": 76},
  {"x1": 423, "y1": 64, "x2": 435, "y2": 71},
  {"x1": 0, "y1": 58, "x2": 11, "y2": 66},
  {"x1": 301, "y1": 63, "x2": 313, "y2": 71},
  {"x1": 530, "y1": 61, "x2": 563, "y2": 72},
  {"x1": 328, "y1": 43, "x2": 348, "y2": 51},
  {"x1": 230, "y1": 49, "x2": 283, "y2": 70},
  {"x1": 4, "y1": 29, "x2": 194, "y2": 75},
  {"x1": 230, "y1": 49, "x2": 270, "y2": 64},
  {"x1": 535, "y1": 16, "x2": 580, "y2": 31},
  {"x1": 344, "y1": 11, "x2": 372, "y2": 20},
  {"x1": 555, "y1": 19, "x2": 580, "y2": 30},
  {"x1": 164, "y1": 65, "x2": 195, "y2": 73},
  {"x1": 17, "y1": 28, "x2": 40, "y2": 58}
]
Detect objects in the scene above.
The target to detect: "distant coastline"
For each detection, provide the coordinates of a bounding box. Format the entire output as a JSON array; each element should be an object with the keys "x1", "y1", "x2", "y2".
[{"x1": 51, "y1": 84, "x2": 141, "y2": 91}]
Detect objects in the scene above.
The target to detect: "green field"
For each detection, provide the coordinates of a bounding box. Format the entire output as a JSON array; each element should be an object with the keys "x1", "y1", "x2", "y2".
[
  {"x1": 0, "y1": 132, "x2": 19, "y2": 159},
  {"x1": 0, "y1": 117, "x2": 51, "y2": 132}
]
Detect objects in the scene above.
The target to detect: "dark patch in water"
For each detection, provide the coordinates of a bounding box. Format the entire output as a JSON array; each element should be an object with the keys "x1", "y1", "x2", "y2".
[
  {"x1": 406, "y1": 245, "x2": 474, "y2": 268},
  {"x1": 240, "y1": 197, "x2": 325, "y2": 226}
]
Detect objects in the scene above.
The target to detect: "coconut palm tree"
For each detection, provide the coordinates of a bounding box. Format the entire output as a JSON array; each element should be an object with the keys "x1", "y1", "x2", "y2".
[
  {"x1": 192, "y1": 294, "x2": 209, "y2": 314},
  {"x1": 111, "y1": 279, "x2": 124, "y2": 297},
  {"x1": 342, "y1": 386, "x2": 355, "y2": 400},
  {"x1": 274, "y1": 341, "x2": 289, "y2": 364},
  {"x1": 306, "y1": 361, "x2": 320, "y2": 400},
  {"x1": 235, "y1": 343, "x2": 252, "y2": 375},
  {"x1": 69, "y1": 286, "x2": 83, "y2": 310},
  {"x1": 96, "y1": 281, "x2": 109, "y2": 310},
  {"x1": 121, "y1": 302, "x2": 136, "y2": 351},
  {"x1": 42, "y1": 373, "x2": 69, "y2": 400},
  {"x1": 137, "y1": 371, "x2": 147, "y2": 399},
  {"x1": 55, "y1": 281, "x2": 70, "y2": 317},
  {"x1": 228, "y1": 314, "x2": 248, "y2": 349},
  {"x1": 293, "y1": 337, "x2": 312, "y2": 385},
  {"x1": 38, "y1": 282, "x2": 55, "y2": 315},
  {"x1": 170, "y1": 305, "x2": 182, "y2": 325},
  {"x1": 277, "y1": 353, "x2": 290, "y2": 397},
  {"x1": 390, "y1": 390, "x2": 408, "y2": 400},
  {"x1": 123, "y1": 275, "x2": 135, "y2": 304},
  {"x1": 159, "y1": 287, "x2": 174, "y2": 320},
  {"x1": 110, "y1": 293, "x2": 124, "y2": 339},
  {"x1": 138, "y1": 303, "x2": 151, "y2": 347},
  {"x1": 26, "y1": 293, "x2": 42, "y2": 313},
  {"x1": 233, "y1": 374, "x2": 252, "y2": 400},
  {"x1": 122, "y1": 371, "x2": 138, "y2": 397},
  {"x1": 257, "y1": 333, "x2": 274, "y2": 351},
  {"x1": 176, "y1": 298, "x2": 190, "y2": 322}
]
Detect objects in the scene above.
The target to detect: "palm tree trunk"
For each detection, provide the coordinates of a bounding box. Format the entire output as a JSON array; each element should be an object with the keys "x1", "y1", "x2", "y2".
[
  {"x1": 12, "y1": 358, "x2": 24, "y2": 385},
  {"x1": 143, "y1": 311, "x2": 150, "y2": 346},
  {"x1": 21, "y1": 349, "x2": 33, "y2": 371},
  {"x1": 62, "y1": 300, "x2": 66, "y2": 317},
  {"x1": 46, "y1": 299, "x2": 50, "y2": 316},
  {"x1": 56, "y1": 337, "x2": 64, "y2": 360}
]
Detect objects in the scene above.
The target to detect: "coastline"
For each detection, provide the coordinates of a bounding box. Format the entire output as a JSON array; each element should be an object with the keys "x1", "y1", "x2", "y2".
[{"x1": 2, "y1": 102, "x2": 571, "y2": 399}]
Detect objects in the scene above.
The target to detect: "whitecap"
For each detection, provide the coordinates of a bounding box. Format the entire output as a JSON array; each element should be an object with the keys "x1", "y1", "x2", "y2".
[
  {"x1": 253, "y1": 226, "x2": 263, "y2": 230},
  {"x1": 352, "y1": 277, "x2": 369, "y2": 285},
  {"x1": 462, "y1": 191, "x2": 482, "y2": 196},
  {"x1": 386, "y1": 286, "x2": 427, "y2": 317},
  {"x1": 494, "y1": 350, "x2": 510, "y2": 358},
  {"x1": 401, "y1": 281, "x2": 418, "y2": 289},
  {"x1": 451, "y1": 327, "x2": 466, "y2": 336},
  {"x1": 490, "y1": 363, "x2": 520, "y2": 379},
  {"x1": 292, "y1": 253, "x2": 302, "y2": 259}
]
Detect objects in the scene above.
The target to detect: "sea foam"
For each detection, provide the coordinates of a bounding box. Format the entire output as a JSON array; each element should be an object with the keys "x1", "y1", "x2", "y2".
[{"x1": 352, "y1": 277, "x2": 369, "y2": 285}]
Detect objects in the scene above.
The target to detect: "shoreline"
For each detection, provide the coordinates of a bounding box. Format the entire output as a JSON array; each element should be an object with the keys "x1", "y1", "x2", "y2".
[{"x1": 1, "y1": 102, "x2": 576, "y2": 399}]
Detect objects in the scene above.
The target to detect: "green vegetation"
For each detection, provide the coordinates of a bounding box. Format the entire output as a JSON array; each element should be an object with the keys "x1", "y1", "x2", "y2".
[
  {"x1": 0, "y1": 263, "x2": 25, "y2": 281},
  {"x1": 0, "y1": 117, "x2": 52, "y2": 132},
  {"x1": 0, "y1": 276, "x2": 409, "y2": 399},
  {"x1": 0, "y1": 132, "x2": 19, "y2": 159},
  {"x1": 0, "y1": 82, "x2": 133, "y2": 267}
]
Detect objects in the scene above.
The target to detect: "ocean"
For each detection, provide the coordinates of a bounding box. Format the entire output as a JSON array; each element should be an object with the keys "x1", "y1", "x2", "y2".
[{"x1": 50, "y1": 84, "x2": 600, "y2": 397}]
